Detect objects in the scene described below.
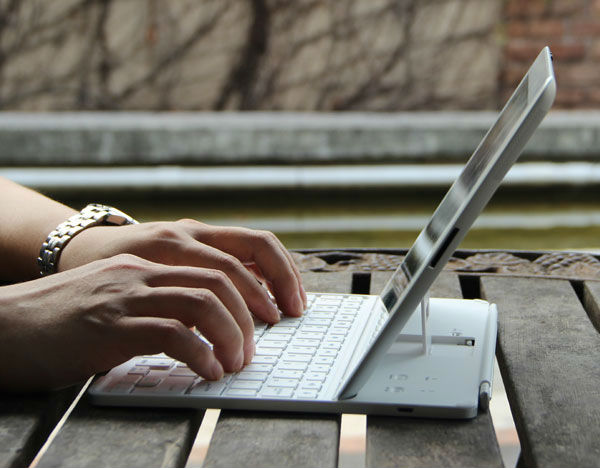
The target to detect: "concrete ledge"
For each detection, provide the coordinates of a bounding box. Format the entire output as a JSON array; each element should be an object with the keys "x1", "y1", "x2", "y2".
[
  {"x1": 0, "y1": 111, "x2": 598, "y2": 165},
  {"x1": 3, "y1": 163, "x2": 599, "y2": 193}
]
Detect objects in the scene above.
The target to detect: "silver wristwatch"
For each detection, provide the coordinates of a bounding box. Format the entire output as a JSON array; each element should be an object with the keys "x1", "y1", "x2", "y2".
[{"x1": 38, "y1": 203, "x2": 138, "y2": 276}]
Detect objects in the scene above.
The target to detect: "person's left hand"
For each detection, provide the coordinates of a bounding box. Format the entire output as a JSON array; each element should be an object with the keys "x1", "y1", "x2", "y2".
[{"x1": 58, "y1": 219, "x2": 307, "y2": 323}]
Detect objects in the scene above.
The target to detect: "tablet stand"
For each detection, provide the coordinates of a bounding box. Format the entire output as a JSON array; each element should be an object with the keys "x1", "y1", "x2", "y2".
[{"x1": 419, "y1": 292, "x2": 431, "y2": 354}]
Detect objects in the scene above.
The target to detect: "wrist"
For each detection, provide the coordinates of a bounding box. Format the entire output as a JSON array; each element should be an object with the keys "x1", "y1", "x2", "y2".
[{"x1": 38, "y1": 204, "x2": 138, "y2": 276}]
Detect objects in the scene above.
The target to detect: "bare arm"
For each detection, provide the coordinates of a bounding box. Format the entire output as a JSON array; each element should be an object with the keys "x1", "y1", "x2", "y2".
[
  {"x1": 0, "y1": 176, "x2": 306, "y2": 389},
  {"x1": 0, "y1": 176, "x2": 76, "y2": 281}
]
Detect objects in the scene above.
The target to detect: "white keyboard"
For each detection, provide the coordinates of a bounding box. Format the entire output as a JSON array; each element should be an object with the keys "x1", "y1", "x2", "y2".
[{"x1": 93, "y1": 293, "x2": 388, "y2": 401}]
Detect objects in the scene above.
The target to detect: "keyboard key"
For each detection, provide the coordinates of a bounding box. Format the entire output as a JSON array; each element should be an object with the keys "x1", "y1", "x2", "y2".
[
  {"x1": 169, "y1": 367, "x2": 198, "y2": 378},
  {"x1": 254, "y1": 322, "x2": 268, "y2": 332},
  {"x1": 261, "y1": 333, "x2": 292, "y2": 342},
  {"x1": 189, "y1": 381, "x2": 227, "y2": 396},
  {"x1": 291, "y1": 338, "x2": 320, "y2": 347},
  {"x1": 337, "y1": 314, "x2": 356, "y2": 321},
  {"x1": 236, "y1": 371, "x2": 269, "y2": 381},
  {"x1": 286, "y1": 345, "x2": 317, "y2": 355},
  {"x1": 296, "y1": 389, "x2": 319, "y2": 399},
  {"x1": 230, "y1": 380, "x2": 262, "y2": 390},
  {"x1": 339, "y1": 308, "x2": 359, "y2": 315},
  {"x1": 133, "y1": 358, "x2": 173, "y2": 370},
  {"x1": 219, "y1": 373, "x2": 235, "y2": 384},
  {"x1": 329, "y1": 327, "x2": 349, "y2": 335},
  {"x1": 322, "y1": 342, "x2": 342, "y2": 350},
  {"x1": 311, "y1": 306, "x2": 338, "y2": 312},
  {"x1": 281, "y1": 353, "x2": 312, "y2": 362},
  {"x1": 299, "y1": 381, "x2": 322, "y2": 391},
  {"x1": 260, "y1": 387, "x2": 294, "y2": 398},
  {"x1": 266, "y1": 378, "x2": 299, "y2": 388},
  {"x1": 128, "y1": 366, "x2": 150, "y2": 376},
  {"x1": 251, "y1": 355, "x2": 278, "y2": 364},
  {"x1": 106, "y1": 374, "x2": 140, "y2": 393},
  {"x1": 305, "y1": 372, "x2": 327, "y2": 382},
  {"x1": 257, "y1": 340, "x2": 288, "y2": 349},
  {"x1": 225, "y1": 388, "x2": 258, "y2": 397},
  {"x1": 308, "y1": 364, "x2": 331, "y2": 373},
  {"x1": 272, "y1": 369, "x2": 303, "y2": 379},
  {"x1": 277, "y1": 361, "x2": 308, "y2": 371},
  {"x1": 269, "y1": 327, "x2": 297, "y2": 334},
  {"x1": 324, "y1": 334, "x2": 344, "y2": 342},
  {"x1": 255, "y1": 347, "x2": 282, "y2": 357},
  {"x1": 317, "y1": 349, "x2": 338, "y2": 357},
  {"x1": 297, "y1": 332, "x2": 325, "y2": 340},
  {"x1": 315, "y1": 299, "x2": 342, "y2": 305},
  {"x1": 302, "y1": 325, "x2": 328, "y2": 333},
  {"x1": 344, "y1": 296, "x2": 364, "y2": 302},
  {"x1": 308, "y1": 312, "x2": 335, "y2": 319},
  {"x1": 314, "y1": 356, "x2": 335, "y2": 366},
  {"x1": 277, "y1": 318, "x2": 302, "y2": 328},
  {"x1": 136, "y1": 375, "x2": 162, "y2": 387},
  {"x1": 333, "y1": 320, "x2": 353, "y2": 328},
  {"x1": 244, "y1": 363, "x2": 274, "y2": 373},
  {"x1": 304, "y1": 318, "x2": 331, "y2": 326}
]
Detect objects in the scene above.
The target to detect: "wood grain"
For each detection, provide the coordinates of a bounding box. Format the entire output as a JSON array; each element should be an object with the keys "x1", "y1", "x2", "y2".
[
  {"x1": 36, "y1": 397, "x2": 202, "y2": 468},
  {"x1": 0, "y1": 387, "x2": 80, "y2": 468},
  {"x1": 203, "y1": 271, "x2": 352, "y2": 468},
  {"x1": 583, "y1": 280, "x2": 600, "y2": 332},
  {"x1": 481, "y1": 276, "x2": 600, "y2": 468},
  {"x1": 202, "y1": 411, "x2": 339, "y2": 468},
  {"x1": 366, "y1": 271, "x2": 504, "y2": 468}
]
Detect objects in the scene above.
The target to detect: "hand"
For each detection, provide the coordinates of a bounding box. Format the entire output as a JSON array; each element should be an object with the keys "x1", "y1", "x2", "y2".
[
  {"x1": 0, "y1": 254, "x2": 263, "y2": 391},
  {"x1": 59, "y1": 219, "x2": 307, "y2": 321}
]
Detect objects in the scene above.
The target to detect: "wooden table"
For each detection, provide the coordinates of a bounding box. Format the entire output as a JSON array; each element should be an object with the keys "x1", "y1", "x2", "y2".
[{"x1": 2, "y1": 249, "x2": 600, "y2": 468}]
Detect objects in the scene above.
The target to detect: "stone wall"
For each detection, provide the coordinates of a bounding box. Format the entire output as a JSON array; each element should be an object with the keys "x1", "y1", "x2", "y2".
[{"x1": 0, "y1": 0, "x2": 502, "y2": 111}]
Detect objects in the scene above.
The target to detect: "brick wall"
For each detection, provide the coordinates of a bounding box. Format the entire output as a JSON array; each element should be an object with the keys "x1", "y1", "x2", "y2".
[{"x1": 503, "y1": 0, "x2": 600, "y2": 108}]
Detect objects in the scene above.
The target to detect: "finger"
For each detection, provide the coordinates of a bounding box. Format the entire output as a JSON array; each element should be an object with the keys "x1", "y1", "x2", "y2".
[
  {"x1": 143, "y1": 266, "x2": 256, "y2": 364},
  {"x1": 169, "y1": 244, "x2": 281, "y2": 324},
  {"x1": 129, "y1": 285, "x2": 246, "y2": 372},
  {"x1": 117, "y1": 316, "x2": 224, "y2": 380},
  {"x1": 266, "y1": 235, "x2": 307, "y2": 306},
  {"x1": 245, "y1": 263, "x2": 266, "y2": 283},
  {"x1": 205, "y1": 228, "x2": 305, "y2": 317}
]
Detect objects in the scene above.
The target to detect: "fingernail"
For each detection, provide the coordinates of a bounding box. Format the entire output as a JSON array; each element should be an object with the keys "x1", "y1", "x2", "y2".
[
  {"x1": 269, "y1": 301, "x2": 281, "y2": 323},
  {"x1": 211, "y1": 359, "x2": 224, "y2": 380}
]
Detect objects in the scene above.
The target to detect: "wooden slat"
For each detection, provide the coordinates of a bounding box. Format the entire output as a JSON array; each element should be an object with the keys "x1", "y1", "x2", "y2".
[
  {"x1": 202, "y1": 411, "x2": 339, "y2": 468},
  {"x1": 36, "y1": 397, "x2": 202, "y2": 468},
  {"x1": 366, "y1": 271, "x2": 504, "y2": 468},
  {"x1": 0, "y1": 388, "x2": 80, "y2": 468},
  {"x1": 481, "y1": 276, "x2": 600, "y2": 468},
  {"x1": 583, "y1": 280, "x2": 600, "y2": 332},
  {"x1": 203, "y1": 271, "x2": 352, "y2": 468}
]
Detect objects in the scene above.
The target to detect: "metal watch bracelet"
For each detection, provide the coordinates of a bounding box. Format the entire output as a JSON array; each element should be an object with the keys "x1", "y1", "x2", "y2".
[{"x1": 37, "y1": 203, "x2": 138, "y2": 276}]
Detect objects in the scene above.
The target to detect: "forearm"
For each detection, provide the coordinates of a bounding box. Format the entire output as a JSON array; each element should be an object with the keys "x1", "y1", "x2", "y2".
[{"x1": 0, "y1": 177, "x2": 76, "y2": 281}]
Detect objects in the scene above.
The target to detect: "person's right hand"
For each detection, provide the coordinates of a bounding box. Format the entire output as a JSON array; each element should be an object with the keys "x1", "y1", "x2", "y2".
[{"x1": 0, "y1": 254, "x2": 257, "y2": 391}]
